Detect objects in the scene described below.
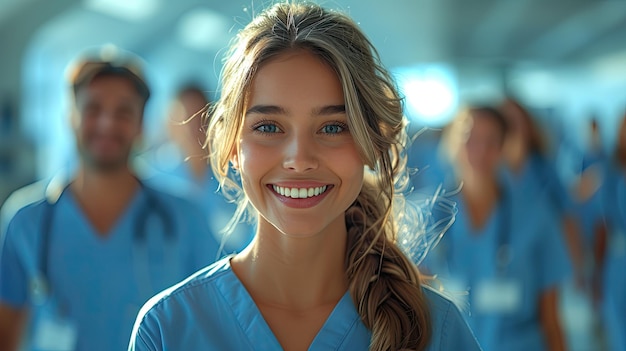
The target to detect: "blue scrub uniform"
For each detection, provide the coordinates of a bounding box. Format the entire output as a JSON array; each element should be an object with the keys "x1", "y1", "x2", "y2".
[
  {"x1": 128, "y1": 257, "x2": 481, "y2": 351},
  {"x1": 139, "y1": 145, "x2": 255, "y2": 254},
  {"x1": 0, "y1": 184, "x2": 220, "y2": 351},
  {"x1": 572, "y1": 185, "x2": 604, "y2": 247},
  {"x1": 421, "y1": 184, "x2": 571, "y2": 351},
  {"x1": 599, "y1": 166, "x2": 626, "y2": 351},
  {"x1": 501, "y1": 153, "x2": 573, "y2": 215}
]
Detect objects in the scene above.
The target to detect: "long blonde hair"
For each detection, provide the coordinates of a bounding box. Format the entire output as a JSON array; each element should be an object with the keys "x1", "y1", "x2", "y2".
[{"x1": 207, "y1": 2, "x2": 430, "y2": 350}]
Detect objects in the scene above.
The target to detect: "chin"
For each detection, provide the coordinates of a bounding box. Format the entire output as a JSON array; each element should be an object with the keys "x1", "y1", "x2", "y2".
[{"x1": 90, "y1": 158, "x2": 129, "y2": 171}]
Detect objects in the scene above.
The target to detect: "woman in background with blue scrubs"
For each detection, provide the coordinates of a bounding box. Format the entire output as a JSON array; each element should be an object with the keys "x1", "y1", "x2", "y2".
[
  {"x1": 422, "y1": 106, "x2": 570, "y2": 350},
  {"x1": 128, "y1": 2, "x2": 481, "y2": 350},
  {"x1": 499, "y1": 98, "x2": 584, "y2": 286},
  {"x1": 595, "y1": 115, "x2": 626, "y2": 351}
]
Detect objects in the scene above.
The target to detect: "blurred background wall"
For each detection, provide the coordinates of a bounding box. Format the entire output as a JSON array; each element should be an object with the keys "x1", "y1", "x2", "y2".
[{"x1": 1, "y1": 0, "x2": 626, "y2": 205}]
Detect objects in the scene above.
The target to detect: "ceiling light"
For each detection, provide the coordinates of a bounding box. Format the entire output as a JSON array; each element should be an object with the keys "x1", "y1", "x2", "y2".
[
  {"x1": 177, "y1": 8, "x2": 231, "y2": 51},
  {"x1": 396, "y1": 65, "x2": 457, "y2": 127},
  {"x1": 83, "y1": 0, "x2": 159, "y2": 21}
]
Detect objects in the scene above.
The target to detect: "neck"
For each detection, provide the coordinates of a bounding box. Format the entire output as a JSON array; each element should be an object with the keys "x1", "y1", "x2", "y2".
[
  {"x1": 71, "y1": 164, "x2": 138, "y2": 203},
  {"x1": 461, "y1": 171, "x2": 499, "y2": 198},
  {"x1": 232, "y1": 220, "x2": 348, "y2": 310},
  {"x1": 69, "y1": 164, "x2": 139, "y2": 236}
]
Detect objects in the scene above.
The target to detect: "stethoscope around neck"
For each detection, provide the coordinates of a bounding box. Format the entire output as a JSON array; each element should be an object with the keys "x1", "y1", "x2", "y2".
[{"x1": 30, "y1": 174, "x2": 175, "y2": 306}]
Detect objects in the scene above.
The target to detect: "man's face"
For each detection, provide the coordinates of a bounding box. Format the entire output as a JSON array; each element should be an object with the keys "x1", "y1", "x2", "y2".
[{"x1": 73, "y1": 75, "x2": 144, "y2": 171}]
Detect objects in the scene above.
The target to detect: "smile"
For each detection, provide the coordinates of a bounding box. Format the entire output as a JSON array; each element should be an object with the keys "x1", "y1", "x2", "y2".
[{"x1": 272, "y1": 185, "x2": 329, "y2": 199}]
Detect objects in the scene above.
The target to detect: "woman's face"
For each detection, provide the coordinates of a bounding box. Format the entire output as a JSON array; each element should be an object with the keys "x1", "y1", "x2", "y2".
[
  {"x1": 501, "y1": 100, "x2": 530, "y2": 145},
  {"x1": 233, "y1": 50, "x2": 364, "y2": 238},
  {"x1": 460, "y1": 113, "x2": 504, "y2": 176}
]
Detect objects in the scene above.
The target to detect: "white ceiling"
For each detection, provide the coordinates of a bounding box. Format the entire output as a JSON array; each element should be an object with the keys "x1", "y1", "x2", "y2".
[
  {"x1": 3, "y1": 0, "x2": 626, "y2": 67},
  {"x1": 2, "y1": 0, "x2": 626, "y2": 180}
]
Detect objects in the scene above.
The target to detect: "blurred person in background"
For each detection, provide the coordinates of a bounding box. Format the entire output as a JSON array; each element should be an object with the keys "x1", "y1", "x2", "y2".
[
  {"x1": 421, "y1": 105, "x2": 570, "y2": 351},
  {"x1": 138, "y1": 85, "x2": 254, "y2": 254},
  {"x1": 594, "y1": 113, "x2": 626, "y2": 351},
  {"x1": 569, "y1": 117, "x2": 606, "y2": 289},
  {"x1": 580, "y1": 117, "x2": 605, "y2": 173},
  {"x1": 0, "y1": 50, "x2": 219, "y2": 351},
  {"x1": 564, "y1": 116, "x2": 609, "y2": 350},
  {"x1": 499, "y1": 97, "x2": 584, "y2": 287}
]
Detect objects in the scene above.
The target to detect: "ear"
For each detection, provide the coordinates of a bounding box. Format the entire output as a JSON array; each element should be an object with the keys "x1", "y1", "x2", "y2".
[{"x1": 230, "y1": 148, "x2": 240, "y2": 170}]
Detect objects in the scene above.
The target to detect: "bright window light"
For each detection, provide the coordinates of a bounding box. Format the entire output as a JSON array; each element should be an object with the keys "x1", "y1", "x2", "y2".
[
  {"x1": 395, "y1": 65, "x2": 457, "y2": 127},
  {"x1": 177, "y1": 9, "x2": 231, "y2": 51},
  {"x1": 83, "y1": 0, "x2": 158, "y2": 21}
]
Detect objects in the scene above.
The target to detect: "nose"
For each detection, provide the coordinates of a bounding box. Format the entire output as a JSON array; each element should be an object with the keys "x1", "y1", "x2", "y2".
[
  {"x1": 95, "y1": 110, "x2": 116, "y2": 131},
  {"x1": 282, "y1": 132, "x2": 319, "y2": 172}
]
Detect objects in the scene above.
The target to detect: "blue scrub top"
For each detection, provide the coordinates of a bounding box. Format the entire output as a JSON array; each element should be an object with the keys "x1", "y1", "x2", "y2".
[
  {"x1": 572, "y1": 186, "x2": 604, "y2": 247},
  {"x1": 129, "y1": 257, "x2": 482, "y2": 351},
  {"x1": 421, "y1": 184, "x2": 571, "y2": 351},
  {"x1": 0, "y1": 184, "x2": 220, "y2": 351},
  {"x1": 599, "y1": 165, "x2": 626, "y2": 351},
  {"x1": 140, "y1": 145, "x2": 255, "y2": 254},
  {"x1": 501, "y1": 153, "x2": 573, "y2": 215}
]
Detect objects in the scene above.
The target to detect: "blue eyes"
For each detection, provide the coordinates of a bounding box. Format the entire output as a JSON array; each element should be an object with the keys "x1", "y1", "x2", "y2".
[
  {"x1": 256, "y1": 124, "x2": 281, "y2": 133},
  {"x1": 321, "y1": 124, "x2": 344, "y2": 134},
  {"x1": 253, "y1": 122, "x2": 348, "y2": 135}
]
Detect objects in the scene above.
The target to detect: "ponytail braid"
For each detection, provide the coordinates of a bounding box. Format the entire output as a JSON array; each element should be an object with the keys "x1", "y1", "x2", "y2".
[{"x1": 346, "y1": 182, "x2": 431, "y2": 351}]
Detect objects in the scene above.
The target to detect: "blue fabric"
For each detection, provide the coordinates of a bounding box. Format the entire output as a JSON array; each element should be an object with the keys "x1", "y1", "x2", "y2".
[
  {"x1": 129, "y1": 257, "x2": 482, "y2": 350},
  {"x1": 571, "y1": 186, "x2": 604, "y2": 247},
  {"x1": 599, "y1": 166, "x2": 626, "y2": 351},
  {"x1": 0, "y1": 185, "x2": 220, "y2": 351},
  {"x1": 501, "y1": 153, "x2": 574, "y2": 214},
  {"x1": 421, "y1": 183, "x2": 571, "y2": 351}
]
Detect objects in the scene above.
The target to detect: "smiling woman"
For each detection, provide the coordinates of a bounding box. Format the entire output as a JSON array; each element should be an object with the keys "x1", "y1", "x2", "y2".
[
  {"x1": 128, "y1": 2, "x2": 481, "y2": 351},
  {"x1": 233, "y1": 51, "x2": 364, "y2": 238}
]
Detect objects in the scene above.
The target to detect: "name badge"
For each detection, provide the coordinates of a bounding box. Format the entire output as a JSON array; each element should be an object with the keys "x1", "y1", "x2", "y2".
[
  {"x1": 473, "y1": 278, "x2": 522, "y2": 314},
  {"x1": 32, "y1": 306, "x2": 77, "y2": 351}
]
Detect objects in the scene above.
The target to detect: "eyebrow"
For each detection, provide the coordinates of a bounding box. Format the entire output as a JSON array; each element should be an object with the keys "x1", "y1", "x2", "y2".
[
  {"x1": 245, "y1": 104, "x2": 346, "y2": 117},
  {"x1": 245, "y1": 105, "x2": 286, "y2": 116},
  {"x1": 314, "y1": 104, "x2": 346, "y2": 116}
]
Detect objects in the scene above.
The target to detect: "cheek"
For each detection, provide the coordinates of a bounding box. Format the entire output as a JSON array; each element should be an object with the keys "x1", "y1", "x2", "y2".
[
  {"x1": 487, "y1": 148, "x2": 502, "y2": 164},
  {"x1": 75, "y1": 118, "x2": 94, "y2": 138},
  {"x1": 237, "y1": 140, "x2": 274, "y2": 183},
  {"x1": 332, "y1": 146, "x2": 365, "y2": 188},
  {"x1": 463, "y1": 142, "x2": 481, "y2": 161}
]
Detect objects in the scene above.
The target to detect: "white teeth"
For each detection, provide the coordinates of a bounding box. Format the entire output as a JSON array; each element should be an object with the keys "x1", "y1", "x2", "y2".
[{"x1": 272, "y1": 185, "x2": 328, "y2": 199}]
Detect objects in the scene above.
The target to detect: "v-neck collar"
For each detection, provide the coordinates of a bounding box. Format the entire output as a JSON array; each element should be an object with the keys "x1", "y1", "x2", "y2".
[
  {"x1": 456, "y1": 194, "x2": 500, "y2": 238},
  {"x1": 59, "y1": 186, "x2": 144, "y2": 242},
  {"x1": 215, "y1": 259, "x2": 362, "y2": 350}
]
